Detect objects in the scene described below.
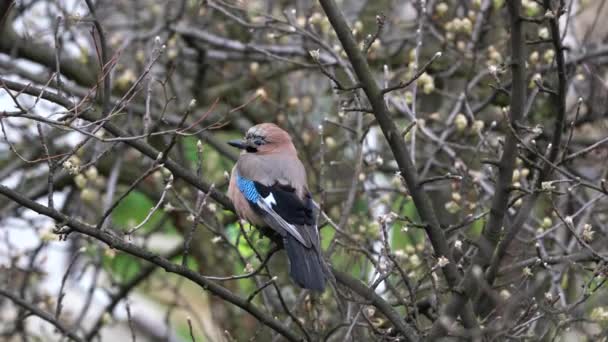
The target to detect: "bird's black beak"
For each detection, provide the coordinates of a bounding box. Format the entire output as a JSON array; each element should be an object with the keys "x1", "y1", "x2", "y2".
[{"x1": 227, "y1": 139, "x2": 247, "y2": 149}]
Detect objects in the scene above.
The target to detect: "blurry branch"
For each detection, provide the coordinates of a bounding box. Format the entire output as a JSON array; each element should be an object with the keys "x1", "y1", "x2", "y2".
[
  {"x1": 500, "y1": 251, "x2": 599, "y2": 274},
  {"x1": 362, "y1": 14, "x2": 385, "y2": 54},
  {"x1": 496, "y1": 120, "x2": 606, "y2": 194},
  {"x1": 0, "y1": 77, "x2": 234, "y2": 211},
  {"x1": 0, "y1": 57, "x2": 237, "y2": 162},
  {"x1": 381, "y1": 52, "x2": 442, "y2": 95},
  {"x1": 471, "y1": 43, "x2": 608, "y2": 115},
  {"x1": 204, "y1": 245, "x2": 280, "y2": 281},
  {"x1": 332, "y1": 268, "x2": 420, "y2": 341},
  {"x1": 0, "y1": 170, "x2": 72, "y2": 216},
  {"x1": 562, "y1": 135, "x2": 608, "y2": 163},
  {"x1": 429, "y1": 2, "x2": 530, "y2": 334},
  {"x1": 96, "y1": 164, "x2": 162, "y2": 230},
  {"x1": 0, "y1": 2, "x2": 235, "y2": 163},
  {"x1": 310, "y1": 50, "x2": 361, "y2": 91},
  {"x1": 484, "y1": 0, "x2": 570, "y2": 287},
  {"x1": 0, "y1": 184, "x2": 302, "y2": 342},
  {"x1": 336, "y1": 112, "x2": 363, "y2": 232},
  {"x1": 35, "y1": 123, "x2": 54, "y2": 210},
  {"x1": 234, "y1": 224, "x2": 312, "y2": 341},
  {"x1": 174, "y1": 24, "x2": 303, "y2": 55},
  {"x1": 434, "y1": 0, "x2": 574, "y2": 328},
  {"x1": 480, "y1": 0, "x2": 527, "y2": 265},
  {"x1": 0, "y1": 0, "x2": 11, "y2": 27},
  {"x1": 0, "y1": 288, "x2": 85, "y2": 342},
  {"x1": 84, "y1": 0, "x2": 111, "y2": 116},
  {"x1": 205, "y1": 0, "x2": 264, "y2": 29},
  {"x1": 419, "y1": 173, "x2": 463, "y2": 187},
  {"x1": 205, "y1": 64, "x2": 301, "y2": 101},
  {"x1": 318, "y1": 0, "x2": 479, "y2": 336},
  {"x1": 0, "y1": 0, "x2": 97, "y2": 86},
  {"x1": 187, "y1": 317, "x2": 196, "y2": 342},
  {"x1": 86, "y1": 246, "x2": 183, "y2": 341},
  {"x1": 468, "y1": 0, "x2": 493, "y2": 51},
  {"x1": 55, "y1": 250, "x2": 83, "y2": 320},
  {"x1": 551, "y1": 200, "x2": 608, "y2": 262},
  {"x1": 174, "y1": 24, "x2": 334, "y2": 66}
]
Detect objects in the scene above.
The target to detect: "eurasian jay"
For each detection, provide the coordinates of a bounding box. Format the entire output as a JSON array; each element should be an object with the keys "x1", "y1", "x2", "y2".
[{"x1": 227, "y1": 123, "x2": 326, "y2": 291}]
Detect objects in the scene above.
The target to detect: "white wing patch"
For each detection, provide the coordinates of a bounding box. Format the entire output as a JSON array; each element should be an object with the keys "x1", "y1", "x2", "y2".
[
  {"x1": 263, "y1": 192, "x2": 276, "y2": 206},
  {"x1": 256, "y1": 198, "x2": 311, "y2": 248}
]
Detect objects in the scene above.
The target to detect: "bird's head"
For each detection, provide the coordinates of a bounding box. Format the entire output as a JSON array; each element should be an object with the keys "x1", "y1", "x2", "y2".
[{"x1": 228, "y1": 123, "x2": 295, "y2": 155}]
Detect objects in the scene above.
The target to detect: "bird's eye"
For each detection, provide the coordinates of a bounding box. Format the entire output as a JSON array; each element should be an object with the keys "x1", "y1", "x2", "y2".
[{"x1": 254, "y1": 140, "x2": 263, "y2": 146}]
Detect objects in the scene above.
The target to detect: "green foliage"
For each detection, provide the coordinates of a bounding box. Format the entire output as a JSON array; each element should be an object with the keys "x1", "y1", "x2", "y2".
[
  {"x1": 467, "y1": 217, "x2": 485, "y2": 238},
  {"x1": 103, "y1": 252, "x2": 141, "y2": 282},
  {"x1": 182, "y1": 134, "x2": 239, "y2": 183},
  {"x1": 112, "y1": 191, "x2": 175, "y2": 234},
  {"x1": 391, "y1": 197, "x2": 423, "y2": 251},
  {"x1": 170, "y1": 253, "x2": 199, "y2": 271},
  {"x1": 225, "y1": 222, "x2": 263, "y2": 294},
  {"x1": 320, "y1": 225, "x2": 335, "y2": 250},
  {"x1": 353, "y1": 196, "x2": 370, "y2": 214},
  {"x1": 333, "y1": 250, "x2": 367, "y2": 279},
  {"x1": 176, "y1": 323, "x2": 206, "y2": 342},
  {"x1": 103, "y1": 191, "x2": 178, "y2": 281}
]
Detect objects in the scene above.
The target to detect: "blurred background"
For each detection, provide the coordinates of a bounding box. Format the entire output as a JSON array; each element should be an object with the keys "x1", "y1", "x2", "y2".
[{"x1": 1, "y1": 0, "x2": 608, "y2": 341}]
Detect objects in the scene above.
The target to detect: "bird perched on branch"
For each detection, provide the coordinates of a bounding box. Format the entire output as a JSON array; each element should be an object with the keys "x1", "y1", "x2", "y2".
[{"x1": 227, "y1": 123, "x2": 326, "y2": 291}]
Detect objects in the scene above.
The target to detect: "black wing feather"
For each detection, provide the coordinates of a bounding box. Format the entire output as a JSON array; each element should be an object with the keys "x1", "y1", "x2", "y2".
[
  {"x1": 253, "y1": 182, "x2": 314, "y2": 226},
  {"x1": 248, "y1": 181, "x2": 326, "y2": 291}
]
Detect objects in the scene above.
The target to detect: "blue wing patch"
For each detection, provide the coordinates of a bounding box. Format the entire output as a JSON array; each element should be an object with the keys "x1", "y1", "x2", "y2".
[
  {"x1": 235, "y1": 172, "x2": 312, "y2": 247},
  {"x1": 236, "y1": 173, "x2": 260, "y2": 202}
]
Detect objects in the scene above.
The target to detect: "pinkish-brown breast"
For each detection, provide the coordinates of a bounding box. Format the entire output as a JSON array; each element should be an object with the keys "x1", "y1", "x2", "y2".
[{"x1": 227, "y1": 165, "x2": 267, "y2": 227}]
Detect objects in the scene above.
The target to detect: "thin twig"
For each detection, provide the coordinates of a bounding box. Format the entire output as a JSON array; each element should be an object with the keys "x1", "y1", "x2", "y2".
[{"x1": 0, "y1": 289, "x2": 85, "y2": 342}]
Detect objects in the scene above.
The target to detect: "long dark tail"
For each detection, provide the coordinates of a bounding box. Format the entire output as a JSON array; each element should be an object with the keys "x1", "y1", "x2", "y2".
[{"x1": 284, "y1": 235, "x2": 326, "y2": 291}]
